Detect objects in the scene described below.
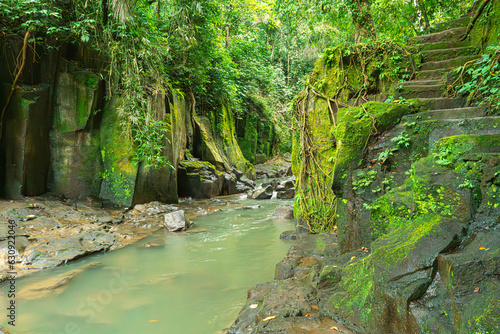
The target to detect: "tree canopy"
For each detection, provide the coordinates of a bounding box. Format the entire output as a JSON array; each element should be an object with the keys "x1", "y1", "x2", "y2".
[{"x1": 0, "y1": 0, "x2": 475, "y2": 161}]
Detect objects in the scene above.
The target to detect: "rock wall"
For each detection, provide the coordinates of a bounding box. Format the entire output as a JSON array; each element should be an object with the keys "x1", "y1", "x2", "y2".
[
  {"x1": 0, "y1": 40, "x2": 256, "y2": 205},
  {"x1": 236, "y1": 97, "x2": 276, "y2": 164}
]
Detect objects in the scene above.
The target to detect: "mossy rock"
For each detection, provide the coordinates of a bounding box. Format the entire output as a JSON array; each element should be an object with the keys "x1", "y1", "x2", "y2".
[
  {"x1": 328, "y1": 256, "x2": 374, "y2": 328},
  {"x1": 436, "y1": 230, "x2": 500, "y2": 334},
  {"x1": 53, "y1": 66, "x2": 101, "y2": 133},
  {"x1": 469, "y1": 0, "x2": 500, "y2": 51},
  {"x1": 48, "y1": 129, "x2": 102, "y2": 198},
  {"x1": 333, "y1": 101, "x2": 413, "y2": 188},
  {"x1": 99, "y1": 97, "x2": 138, "y2": 207}
]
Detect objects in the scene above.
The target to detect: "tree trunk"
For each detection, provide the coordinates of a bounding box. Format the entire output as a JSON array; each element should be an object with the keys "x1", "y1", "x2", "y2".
[
  {"x1": 417, "y1": 0, "x2": 430, "y2": 29},
  {"x1": 351, "y1": 0, "x2": 376, "y2": 43}
]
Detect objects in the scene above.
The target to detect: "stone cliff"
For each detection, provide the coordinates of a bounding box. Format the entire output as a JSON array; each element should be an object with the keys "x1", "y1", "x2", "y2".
[{"x1": 0, "y1": 42, "x2": 271, "y2": 205}]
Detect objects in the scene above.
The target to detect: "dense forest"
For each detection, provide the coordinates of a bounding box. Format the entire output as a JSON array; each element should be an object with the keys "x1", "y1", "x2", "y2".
[
  {"x1": 1, "y1": 0, "x2": 500, "y2": 333},
  {"x1": 0, "y1": 0, "x2": 480, "y2": 170}
]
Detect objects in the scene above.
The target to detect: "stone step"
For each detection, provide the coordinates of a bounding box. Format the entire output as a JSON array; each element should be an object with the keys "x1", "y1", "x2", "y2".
[
  {"x1": 411, "y1": 26, "x2": 467, "y2": 45},
  {"x1": 420, "y1": 55, "x2": 479, "y2": 71},
  {"x1": 395, "y1": 84, "x2": 444, "y2": 99},
  {"x1": 437, "y1": 135, "x2": 500, "y2": 154},
  {"x1": 421, "y1": 47, "x2": 477, "y2": 62},
  {"x1": 419, "y1": 40, "x2": 471, "y2": 51},
  {"x1": 432, "y1": 16, "x2": 471, "y2": 33},
  {"x1": 415, "y1": 116, "x2": 500, "y2": 149},
  {"x1": 416, "y1": 97, "x2": 465, "y2": 110},
  {"x1": 416, "y1": 68, "x2": 455, "y2": 80},
  {"x1": 402, "y1": 107, "x2": 486, "y2": 122},
  {"x1": 397, "y1": 79, "x2": 443, "y2": 86}
]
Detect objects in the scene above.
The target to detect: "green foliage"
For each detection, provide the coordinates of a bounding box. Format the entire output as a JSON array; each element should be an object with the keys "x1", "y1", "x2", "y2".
[
  {"x1": 0, "y1": 0, "x2": 97, "y2": 45},
  {"x1": 352, "y1": 170, "x2": 378, "y2": 193},
  {"x1": 451, "y1": 45, "x2": 500, "y2": 113}
]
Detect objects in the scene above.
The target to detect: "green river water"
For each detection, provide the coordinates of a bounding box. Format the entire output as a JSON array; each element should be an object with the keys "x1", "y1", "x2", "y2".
[{"x1": 1, "y1": 198, "x2": 294, "y2": 334}]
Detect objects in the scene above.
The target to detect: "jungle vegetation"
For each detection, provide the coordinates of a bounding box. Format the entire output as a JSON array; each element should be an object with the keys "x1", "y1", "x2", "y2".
[{"x1": 0, "y1": 0, "x2": 476, "y2": 163}]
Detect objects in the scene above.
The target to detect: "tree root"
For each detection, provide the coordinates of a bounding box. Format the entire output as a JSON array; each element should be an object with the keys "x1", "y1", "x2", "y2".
[{"x1": 460, "y1": 0, "x2": 491, "y2": 41}]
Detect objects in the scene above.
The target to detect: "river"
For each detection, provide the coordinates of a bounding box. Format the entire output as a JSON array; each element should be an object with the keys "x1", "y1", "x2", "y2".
[{"x1": 1, "y1": 197, "x2": 294, "y2": 334}]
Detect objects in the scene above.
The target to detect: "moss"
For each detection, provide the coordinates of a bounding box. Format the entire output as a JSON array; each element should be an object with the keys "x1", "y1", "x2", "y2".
[
  {"x1": 469, "y1": 0, "x2": 500, "y2": 51},
  {"x1": 99, "y1": 97, "x2": 138, "y2": 206},
  {"x1": 434, "y1": 134, "x2": 500, "y2": 167},
  {"x1": 372, "y1": 214, "x2": 444, "y2": 276},
  {"x1": 179, "y1": 158, "x2": 220, "y2": 174},
  {"x1": 330, "y1": 256, "x2": 374, "y2": 323},
  {"x1": 369, "y1": 178, "x2": 414, "y2": 238},
  {"x1": 333, "y1": 102, "x2": 412, "y2": 180},
  {"x1": 53, "y1": 70, "x2": 100, "y2": 133}
]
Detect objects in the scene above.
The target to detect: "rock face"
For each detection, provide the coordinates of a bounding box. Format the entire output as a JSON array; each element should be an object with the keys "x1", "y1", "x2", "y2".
[
  {"x1": 235, "y1": 98, "x2": 278, "y2": 165},
  {"x1": 1, "y1": 84, "x2": 52, "y2": 198},
  {"x1": 0, "y1": 41, "x2": 257, "y2": 205},
  {"x1": 164, "y1": 210, "x2": 189, "y2": 232}
]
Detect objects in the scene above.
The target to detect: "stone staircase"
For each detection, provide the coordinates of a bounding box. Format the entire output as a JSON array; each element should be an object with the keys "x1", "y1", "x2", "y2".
[
  {"x1": 355, "y1": 14, "x2": 500, "y2": 207},
  {"x1": 391, "y1": 14, "x2": 500, "y2": 151}
]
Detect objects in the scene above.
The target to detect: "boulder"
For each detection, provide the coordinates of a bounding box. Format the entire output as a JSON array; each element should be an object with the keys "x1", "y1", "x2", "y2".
[
  {"x1": 272, "y1": 205, "x2": 294, "y2": 219},
  {"x1": 249, "y1": 185, "x2": 273, "y2": 199},
  {"x1": 22, "y1": 230, "x2": 120, "y2": 268},
  {"x1": 235, "y1": 181, "x2": 254, "y2": 193},
  {"x1": 164, "y1": 210, "x2": 189, "y2": 232},
  {"x1": 277, "y1": 188, "x2": 295, "y2": 199},
  {"x1": 279, "y1": 230, "x2": 297, "y2": 240},
  {"x1": 276, "y1": 179, "x2": 295, "y2": 191},
  {"x1": 177, "y1": 160, "x2": 223, "y2": 199}
]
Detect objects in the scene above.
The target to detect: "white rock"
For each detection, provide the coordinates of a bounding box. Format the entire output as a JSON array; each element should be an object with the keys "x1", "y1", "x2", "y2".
[{"x1": 164, "y1": 210, "x2": 189, "y2": 232}]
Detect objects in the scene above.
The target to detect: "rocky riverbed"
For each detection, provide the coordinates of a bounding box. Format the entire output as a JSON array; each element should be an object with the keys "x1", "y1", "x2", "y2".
[
  {"x1": 0, "y1": 166, "x2": 296, "y2": 283},
  {"x1": 0, "y1": 192, "x2": 292, "y2": 282}
]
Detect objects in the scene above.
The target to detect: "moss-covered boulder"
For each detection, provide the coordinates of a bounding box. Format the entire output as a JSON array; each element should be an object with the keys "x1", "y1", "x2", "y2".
[{"x1": 177, "y1": 158, "x2": 223, "y2": 199}]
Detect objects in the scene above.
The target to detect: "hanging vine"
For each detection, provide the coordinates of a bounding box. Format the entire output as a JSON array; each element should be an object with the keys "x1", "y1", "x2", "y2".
[{"x1": 293, "y1": 40, "x2": 417, "y2": 232}]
